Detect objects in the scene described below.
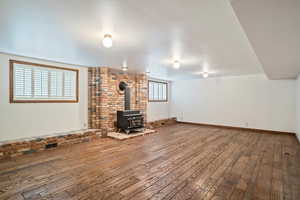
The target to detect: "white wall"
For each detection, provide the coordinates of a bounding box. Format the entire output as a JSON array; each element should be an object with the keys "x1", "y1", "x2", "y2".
[
  {"x1": 147, "y1": 79, "x2": 171, "y2": 122},
  {"x1": 0, "y1": 53, "x2": 88, "y2": 141},
  {"x1": 296, "y1": 74, "x2": 300, "y2": 141},
  {"x1": 171, "y1": 74, "x2": 296, "y2": 133}
]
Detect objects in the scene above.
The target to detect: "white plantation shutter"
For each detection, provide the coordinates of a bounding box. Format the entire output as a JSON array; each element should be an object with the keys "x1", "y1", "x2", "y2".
[
  {"x1": 50, "y1": 71, "x2": 56, "y2": 96},
  {"x1": 50, "y1": 71, "x2": 63, "y2": 97},
  {"x1": 12, "y1": 62, "x2": 77, "y2": 102},
  {"x1": 14, "y1": 65, "x2": 32, "y2": 97},
  {"x1": 64, "y1": 71, "x2": 76, "y2": 97},
  {"x1": 33, "y1": 68, "x2": 43, "y2": 96}
]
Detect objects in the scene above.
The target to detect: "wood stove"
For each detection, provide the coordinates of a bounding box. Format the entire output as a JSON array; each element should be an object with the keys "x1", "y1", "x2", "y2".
[{"x1": 117, "y1": 81, "x2": 144, "y2": 134}]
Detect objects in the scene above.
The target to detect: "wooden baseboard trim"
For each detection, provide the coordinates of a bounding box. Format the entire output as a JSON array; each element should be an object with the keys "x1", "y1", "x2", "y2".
[{"x1": 177, "y1": 121, "x2": 296, "y2": 136}]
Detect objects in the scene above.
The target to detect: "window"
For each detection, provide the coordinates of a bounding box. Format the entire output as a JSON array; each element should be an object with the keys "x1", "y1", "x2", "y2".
[
  {"x1": 10, "y1": 60, "x2": 79, "y2": 103},
  {"x1": 148, "y1": 80, "x2": 168, "y2": 102}
]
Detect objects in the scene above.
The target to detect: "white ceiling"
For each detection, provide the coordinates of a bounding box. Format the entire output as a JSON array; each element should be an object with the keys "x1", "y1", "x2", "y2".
[
  {"x1": 231, "y1": 0, "x2": 300, "y2": 79},
  {"x1": 0, "y1": 0, "x2": 264, "y2": 80}
]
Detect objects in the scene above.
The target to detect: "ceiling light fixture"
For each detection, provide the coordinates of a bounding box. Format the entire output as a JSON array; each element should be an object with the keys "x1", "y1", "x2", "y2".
[
  {"x1": 102, "y1": 34, "x2": 113, "y2": 48},
  {"x1": 173, "y1": 60, "x2": 180, "y2": 69},
  {"x1": 122, "y1": 60, "x2": 128, "y2": 71},
  {"x1": 203, "y1": 72, "x2": 209, "y2": 78}
]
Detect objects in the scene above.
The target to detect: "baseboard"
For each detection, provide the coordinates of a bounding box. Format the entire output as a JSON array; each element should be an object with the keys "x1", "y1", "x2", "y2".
[{"x1": 177, "y1": 121, "x2": 296, "y2": 136}]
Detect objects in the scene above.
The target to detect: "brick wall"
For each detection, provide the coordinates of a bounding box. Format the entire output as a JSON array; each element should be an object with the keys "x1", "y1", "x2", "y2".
[{"x1": 88, "y1": 67, "x2": 148, "y2": 131}]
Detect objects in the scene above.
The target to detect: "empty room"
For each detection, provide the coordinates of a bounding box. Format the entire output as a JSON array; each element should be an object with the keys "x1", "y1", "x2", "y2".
[{"x1": 0, "y1": 0, "x2": 299, "y2": 199}]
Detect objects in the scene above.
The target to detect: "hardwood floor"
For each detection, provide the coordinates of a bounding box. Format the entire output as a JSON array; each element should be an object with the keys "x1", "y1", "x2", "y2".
[{"x1": 0, "y1": 124, "x2": 299, "y2": 200}]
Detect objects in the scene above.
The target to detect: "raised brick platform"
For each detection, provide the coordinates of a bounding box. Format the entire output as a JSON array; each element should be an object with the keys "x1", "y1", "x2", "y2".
[
  {"x1": 0, "y1": 129, "x2": 102, "y2": 160},
  {"x1": 107, "y1": 129, "x2": 156, "y2": 140}
]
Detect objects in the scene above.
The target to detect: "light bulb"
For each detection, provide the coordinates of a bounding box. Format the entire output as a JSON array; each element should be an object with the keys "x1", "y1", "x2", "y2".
[
  {"x1": 102, "y1": 34, "x2": 113, "y2": 48},
  {"x1": 173, "y1": 60, "x2": 180, "y2": 69},
  {"x1": 203, "y1": 72, "x2": 209, "y2": 78},
  {"x1": 122, "y1": 60, "x2": 128, "y2": 71}
]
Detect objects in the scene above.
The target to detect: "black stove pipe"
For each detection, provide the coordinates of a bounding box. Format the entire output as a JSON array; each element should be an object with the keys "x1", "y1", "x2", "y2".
[{"x1": 119, "y1": 81, "x2": 130, "y2": 110}]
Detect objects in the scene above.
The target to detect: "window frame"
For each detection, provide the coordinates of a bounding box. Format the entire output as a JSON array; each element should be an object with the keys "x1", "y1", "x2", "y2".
[
  {"x1": 9, "y1": 59, "x2": 79, "y2": 103},
  {"x1": 148, "y1": 80, "x2": 168, "y2": 102}
]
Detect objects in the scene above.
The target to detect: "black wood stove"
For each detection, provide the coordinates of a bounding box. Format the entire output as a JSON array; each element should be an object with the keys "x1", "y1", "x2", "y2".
[{"x1": 117, "y1": 81, "x2": 144, "y2": 134}]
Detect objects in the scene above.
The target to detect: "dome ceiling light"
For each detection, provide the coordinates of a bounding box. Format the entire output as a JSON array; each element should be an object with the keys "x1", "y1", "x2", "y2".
[
  {"x1": 173, "y1": 60, "x2": 180, "y2": 69},
  {"x1": 203, "y1": 72, "x2": 209, "y2": 78},
  {"x1": 102, "y1": 34, "x2": 113, "y2": 48},
  {"x1": 122, "y1": 66, "x2": 128, "y2": 71},
  {"x1": 122, "y1": 60, "x2": 128, "y2": 71}
]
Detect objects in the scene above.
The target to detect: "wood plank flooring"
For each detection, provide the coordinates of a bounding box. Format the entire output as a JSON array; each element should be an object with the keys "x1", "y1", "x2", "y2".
[{"x1": 0, "y1": 123, "x2": 299, "y2": 200}]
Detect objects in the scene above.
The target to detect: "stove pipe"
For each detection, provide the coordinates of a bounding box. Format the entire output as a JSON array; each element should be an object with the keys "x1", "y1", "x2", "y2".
[{"x1": 119, "y1": 81, "x2": 130, "y2": 110}]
